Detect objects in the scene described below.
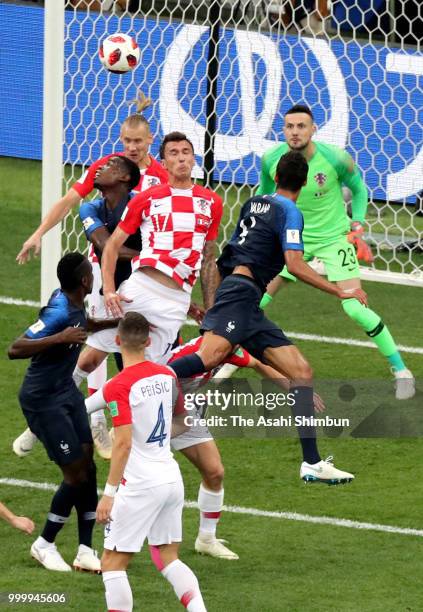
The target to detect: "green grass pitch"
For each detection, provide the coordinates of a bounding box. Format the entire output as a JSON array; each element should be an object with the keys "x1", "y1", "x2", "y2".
[{"x1": 0, "y1": 158, "x2": 422, "y2": 611}]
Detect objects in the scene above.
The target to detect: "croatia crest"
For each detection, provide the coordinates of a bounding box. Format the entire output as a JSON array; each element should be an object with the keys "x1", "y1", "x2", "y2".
[
  {"x1": 314, "y1": 172, "x2": 327, "y2": 186},
  {"x1": 197, "y1": 198, "x2": 209, "y2": 212}
]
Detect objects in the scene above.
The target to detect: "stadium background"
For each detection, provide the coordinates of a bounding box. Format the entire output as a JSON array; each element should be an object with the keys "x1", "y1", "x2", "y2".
[
  {"x1": 1, "y1": 3, "x2": 422, "y2": 200},
  {"x1": 0, "y1": 1, "x2": 423, "y2": 610}
]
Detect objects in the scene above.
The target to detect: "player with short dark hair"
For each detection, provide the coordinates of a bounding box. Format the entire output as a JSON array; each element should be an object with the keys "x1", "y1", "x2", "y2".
[
  {"x1": 8, "y1": 253, "x2": 116, "y2": 573},
  {"x1": 72, "y1": 131, "x2": 222, "y2": 382},
  {"x1": 170, "y1": 151, "x2": 366, "y2": 484},
  {"x1": 258, "y1": 104, "x2": 415, "y2": 400},
  {"x1": 159, "y1": 131, "x2": 195, "y2": 159}
]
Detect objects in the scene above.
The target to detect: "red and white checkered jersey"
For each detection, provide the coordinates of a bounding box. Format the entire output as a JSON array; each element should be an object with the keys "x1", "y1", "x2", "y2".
[
  {"x1": 72, "y1": 153, "x2": 168, "y2": 198},
  {"x1": 119, "y1": 184, "x2": 223, "y2": 293},
  {"x1": 168, "y1": 336, "x2": 251, "y2": 392},
  {"x1": 103, "y1": 361, "x2": 184, "y2": 490}
]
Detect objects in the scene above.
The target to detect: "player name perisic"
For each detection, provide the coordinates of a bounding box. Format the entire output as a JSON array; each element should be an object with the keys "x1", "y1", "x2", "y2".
[{"x1": 184, "y1": 415, "x2": 350, "y2": 428}]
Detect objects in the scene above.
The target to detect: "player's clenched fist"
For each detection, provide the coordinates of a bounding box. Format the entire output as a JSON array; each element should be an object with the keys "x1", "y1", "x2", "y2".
[
  {"x1": 188, "y1": 301, "x2": 205, "y2": 324},
  {"x1": 57, "y1": 327, "x2": 88, "y2": 345}
]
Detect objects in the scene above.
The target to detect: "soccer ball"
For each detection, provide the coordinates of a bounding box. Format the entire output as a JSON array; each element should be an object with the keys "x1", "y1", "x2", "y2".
[{"x1": 99, "y1": 33, "x2": 140, "y2": 74}]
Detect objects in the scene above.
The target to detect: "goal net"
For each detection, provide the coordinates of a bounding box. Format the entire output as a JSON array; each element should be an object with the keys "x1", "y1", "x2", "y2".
[{"x1": 55, "y1": 1, "x2": 423, "y2": 294}]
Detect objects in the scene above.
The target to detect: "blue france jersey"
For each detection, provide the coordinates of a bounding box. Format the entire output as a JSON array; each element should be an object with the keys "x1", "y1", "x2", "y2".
[
  {"x1": 21, "y1": 290, "x2": 87, "y2": 397},
  {"x1": 217, "y1": 194, "x2": 304, "y2": 292},
  {"x1": 79, "y1": 193, "x2": 141, "y2": 288}
]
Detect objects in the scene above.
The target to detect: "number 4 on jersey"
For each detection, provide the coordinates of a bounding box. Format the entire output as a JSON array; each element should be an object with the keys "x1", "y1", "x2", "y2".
[{"x1": 146, "y1": 402, "x2": 167, "y2": 447}]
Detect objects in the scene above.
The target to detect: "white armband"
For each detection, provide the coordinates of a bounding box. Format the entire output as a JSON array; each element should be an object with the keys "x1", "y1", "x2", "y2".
[{"x1": 85, "y1": 387, "x2": 107, "y2": 415}]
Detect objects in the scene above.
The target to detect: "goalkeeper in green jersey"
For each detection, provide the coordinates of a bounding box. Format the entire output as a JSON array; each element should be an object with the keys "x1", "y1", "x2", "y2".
[{"x1": 257, "y1": 104, "x2": 414, "y2": 400}]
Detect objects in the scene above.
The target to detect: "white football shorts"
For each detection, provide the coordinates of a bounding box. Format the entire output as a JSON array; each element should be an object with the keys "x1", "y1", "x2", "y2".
[
  {"x1": 86, "y1": 260, "x2": 103, "y2": 319},
  {"x1": 104, "y1": 479, "x2": 184, "y2": 552},
  {"x1": 86, "y1": 270, "x2": 190, "y2": 364},
  {"x1": 171, "y1": 423, "x2": 213, "y2": 451}
]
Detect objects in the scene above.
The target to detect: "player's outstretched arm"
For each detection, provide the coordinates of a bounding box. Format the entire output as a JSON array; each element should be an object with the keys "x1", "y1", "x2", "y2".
[
  {"x1": 16, "y1": 188, "x2": 81, "y2": 264},
  {"x1": 85, "y1": 388, "x2": 107, "y2": 415},
  {"x1": 7, "y1": 327, "x2": 87, "y2": 359},
  {"x1": 0, "y1": 501, "x2": 35, "y2": 535},
  {"x1": 341, "y1": 156, "x2": 368, "y2": 225},
  {"x1": 101, "y1": 227, "x2": 132, "y2": 317},
  {"x1": 284, "y1": 250, "x2": 368, "y2": 305},
  {"x1": 86, "y1": 317, "x2": 121, "y2": 333},
  {"x1": 88, "y1": 226, "x2": 139, "y2": 261},
  {"x1": 200, "y1": 239, "x2": 220, "y2": 310}
]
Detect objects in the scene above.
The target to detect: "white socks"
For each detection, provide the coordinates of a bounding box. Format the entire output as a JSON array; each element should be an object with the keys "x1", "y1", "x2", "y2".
[
  {"x1": 162, "y1": 559, "x2": 207, "y2": 611},
  {"x1": 102, "y1": 506, "x2": 208, "y2": 612},
  {"x1": 103, "y1": 561, "x2": 206, "y2": 611},
  {"x1": 198, "y1": 484, "x2": 223, "y2": 540},
  {"x1": 103, "y1": 570, "x2": 133, "y2": 612}
]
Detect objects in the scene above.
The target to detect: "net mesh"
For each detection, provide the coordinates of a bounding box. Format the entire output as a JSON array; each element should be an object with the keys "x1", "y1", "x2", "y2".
[{"x1": 62, "y1": 0, "x2": 423, "y2": 280}]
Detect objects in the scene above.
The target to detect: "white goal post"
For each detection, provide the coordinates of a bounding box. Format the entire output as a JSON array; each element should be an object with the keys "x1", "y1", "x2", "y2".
[{"x1": 41, "y1": 0, "x2": 423, "y2": 301}]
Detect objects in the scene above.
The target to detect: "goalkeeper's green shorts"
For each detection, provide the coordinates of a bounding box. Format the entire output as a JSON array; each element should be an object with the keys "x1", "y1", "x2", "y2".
[{"x1": 280, "y1": 235, "x2": 360, "y2": 283}]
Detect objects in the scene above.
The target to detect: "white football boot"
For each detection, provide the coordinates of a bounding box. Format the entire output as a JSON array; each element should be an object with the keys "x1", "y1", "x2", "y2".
[
  {"x1": 195, "y1": 536, "x2": 239, "y2": 560},
  {"x1": 393, "y1": 368, "x2": 415, "y2": 400},
  {"x1": 73, "y1": 545, "x2": 101, "y2": 574},
  {"x1": 31, "y1": 540, "x2": 71, "y2": 572},
  {"x1": 13, "y1": 428, "x2": 38, "y2": 457},
  {"x1": 300, "y1": 456, "x2": 354, "y2": 485}
]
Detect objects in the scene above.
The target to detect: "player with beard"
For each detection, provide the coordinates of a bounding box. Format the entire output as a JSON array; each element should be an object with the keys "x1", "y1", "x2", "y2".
[{"x1": 258, "y1": 104, "x2": 414, "y2": 400}]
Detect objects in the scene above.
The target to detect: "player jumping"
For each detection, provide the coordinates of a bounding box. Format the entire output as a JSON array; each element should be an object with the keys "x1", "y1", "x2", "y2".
[
  {"x1": 13, "y1": 96, "x2": 169, "y2": 458},
  {"x1": 72, "y1": 131, "x2": 222, "y2": 381},
  {"x1": 169, "y1": 151, "x2": 365, "y2": 485},
  {"x1": 258, "y1": 104, "x2": 415, "y2": 400}
]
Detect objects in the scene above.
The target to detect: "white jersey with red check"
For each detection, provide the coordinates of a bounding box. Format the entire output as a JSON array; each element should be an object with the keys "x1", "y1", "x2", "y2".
[
  {"x1": 103, "y1": 361, "x2": 184, "y2": 490},
  {"x1": 119, "y1": 184, "x2": 223, "y2": 293}
]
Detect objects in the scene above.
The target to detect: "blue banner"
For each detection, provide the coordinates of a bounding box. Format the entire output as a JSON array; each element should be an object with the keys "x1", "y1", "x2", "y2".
[{"x1": 1, "y1": 4, "x2": 422, "y2": 202}]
